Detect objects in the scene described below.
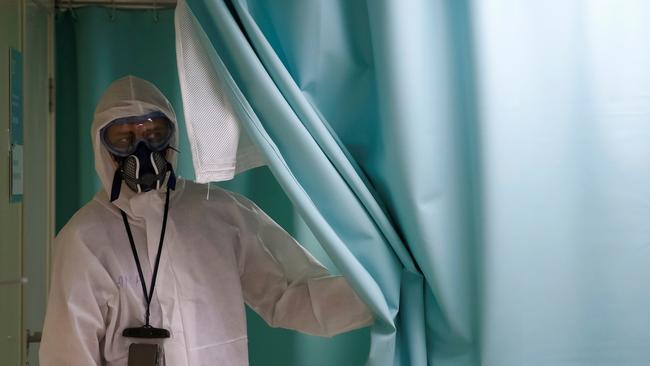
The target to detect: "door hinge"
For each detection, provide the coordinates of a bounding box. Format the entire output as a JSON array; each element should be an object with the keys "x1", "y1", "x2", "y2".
[{"x1": 25, "y1": 329, "x2": 42, "y2": 365}]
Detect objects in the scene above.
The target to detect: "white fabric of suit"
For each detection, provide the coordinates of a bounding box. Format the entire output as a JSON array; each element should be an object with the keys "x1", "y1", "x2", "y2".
[{"x1": 39, "y1": 76, "x2": 373, "y2": 366}]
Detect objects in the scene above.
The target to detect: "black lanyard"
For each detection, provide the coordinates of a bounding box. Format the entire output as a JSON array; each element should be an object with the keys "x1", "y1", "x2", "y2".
[{"x1": 120, "y1": 186, "x2": 171, "y2": 328}]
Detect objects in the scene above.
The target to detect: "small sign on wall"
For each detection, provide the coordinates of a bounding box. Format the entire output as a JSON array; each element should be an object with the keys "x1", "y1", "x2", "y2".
[{"x1": 9, "y1": 47, "x2": 23, "y2": 203}]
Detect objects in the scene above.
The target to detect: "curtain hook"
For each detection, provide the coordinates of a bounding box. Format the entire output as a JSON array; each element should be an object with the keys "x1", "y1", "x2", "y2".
[
  {"x1": 152, "y1": 0, "x2": 160, "y2": 23},
  {"x1": 109, "y1": 0, "x2": 117, "y2": 22},
  {"x1": 67, "y1": 0, "x2": 78, "y2": 20}
]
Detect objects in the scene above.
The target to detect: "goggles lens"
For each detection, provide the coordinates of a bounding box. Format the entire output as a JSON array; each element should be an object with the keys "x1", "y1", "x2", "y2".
[{"x1": 102, "y1": 113, "x2": 174, "y2": 156}]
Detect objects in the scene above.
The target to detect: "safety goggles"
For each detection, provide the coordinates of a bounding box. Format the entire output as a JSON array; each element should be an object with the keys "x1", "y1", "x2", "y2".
[{"x1": 101, "y1": 111, "x2": 174, "y2": 157}]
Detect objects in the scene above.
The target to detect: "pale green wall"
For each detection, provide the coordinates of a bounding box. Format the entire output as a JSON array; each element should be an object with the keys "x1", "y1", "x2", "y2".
[
  {"x1": 0, "y1": 1, "x2": 23, "y2": 365},
  {"x1": 0, "y1": 2, "x2": 53, "y2": 365}
]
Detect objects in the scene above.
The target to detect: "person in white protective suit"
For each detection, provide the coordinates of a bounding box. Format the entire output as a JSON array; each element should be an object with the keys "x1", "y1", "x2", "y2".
[{"x1": 40, "y1": 75, "x2": 373, "y2": 366}]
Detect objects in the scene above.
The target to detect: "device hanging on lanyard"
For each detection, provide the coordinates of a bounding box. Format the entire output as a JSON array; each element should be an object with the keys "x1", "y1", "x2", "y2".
[
  {"x1": 121, "y1": 173, "x2": 175, "y2": 365},
  {"x1": 121, "y1": 184, "x2": 173, "y2": 338},
  {"x1": 128, "y1": 343, "x2": 165, "y2": 366}
]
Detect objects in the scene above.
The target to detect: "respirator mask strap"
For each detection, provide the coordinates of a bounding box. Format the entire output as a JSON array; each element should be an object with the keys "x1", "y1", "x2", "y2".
[
  {"x1": 110, "y1": 169, "x2": 123, "y2": 202},
  {"x1": 166, "y1": 162, "x2": 176, "y2": 191}
]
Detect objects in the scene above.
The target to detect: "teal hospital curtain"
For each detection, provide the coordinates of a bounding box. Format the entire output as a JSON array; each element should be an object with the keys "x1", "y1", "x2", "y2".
[
  {"x1": 178, "y1": 0, "x2": 650, "y2": 365},
  {"x1": 56, "y1": 7, "x2": 194, "y2": 228}
]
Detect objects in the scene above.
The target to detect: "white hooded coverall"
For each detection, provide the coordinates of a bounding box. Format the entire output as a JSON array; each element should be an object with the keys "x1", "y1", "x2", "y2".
[{"x1": 40, "y1": 76, "x2": 373, "y2": 365}]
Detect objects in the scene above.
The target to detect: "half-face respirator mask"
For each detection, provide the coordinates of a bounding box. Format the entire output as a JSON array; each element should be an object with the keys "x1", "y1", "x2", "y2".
[{"x1": 101, "y1": 111, "x2": 177, "y2": 201}]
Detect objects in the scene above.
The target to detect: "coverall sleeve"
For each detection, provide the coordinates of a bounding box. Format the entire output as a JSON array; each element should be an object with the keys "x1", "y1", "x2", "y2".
[
  {"x1": 226, "y1": 192, "x2": 374, "y2": 337},
  {"x1": 40, "y1": 227, "x2": 117, "y2": 366}
]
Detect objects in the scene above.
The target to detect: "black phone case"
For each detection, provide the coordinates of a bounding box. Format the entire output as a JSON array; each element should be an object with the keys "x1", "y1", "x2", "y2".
[{"x1": 128, "y1": 343, "x2": 159, "y2": 366}]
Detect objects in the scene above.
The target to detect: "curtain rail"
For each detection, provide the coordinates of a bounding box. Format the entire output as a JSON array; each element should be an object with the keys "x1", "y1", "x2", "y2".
[{"x1": 55, "y1": 0, "x2": 177, "y2": 9}]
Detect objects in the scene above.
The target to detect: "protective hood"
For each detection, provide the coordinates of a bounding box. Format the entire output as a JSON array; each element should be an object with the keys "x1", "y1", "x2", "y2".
[{"x1": 91, "y1": 75, "x2": 178, "y2": 211}]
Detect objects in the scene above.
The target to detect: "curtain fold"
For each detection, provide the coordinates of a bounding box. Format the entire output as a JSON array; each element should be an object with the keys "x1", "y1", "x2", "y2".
[{"x1": 177, "y1": 0, "x2": 425, "y2": 364}]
